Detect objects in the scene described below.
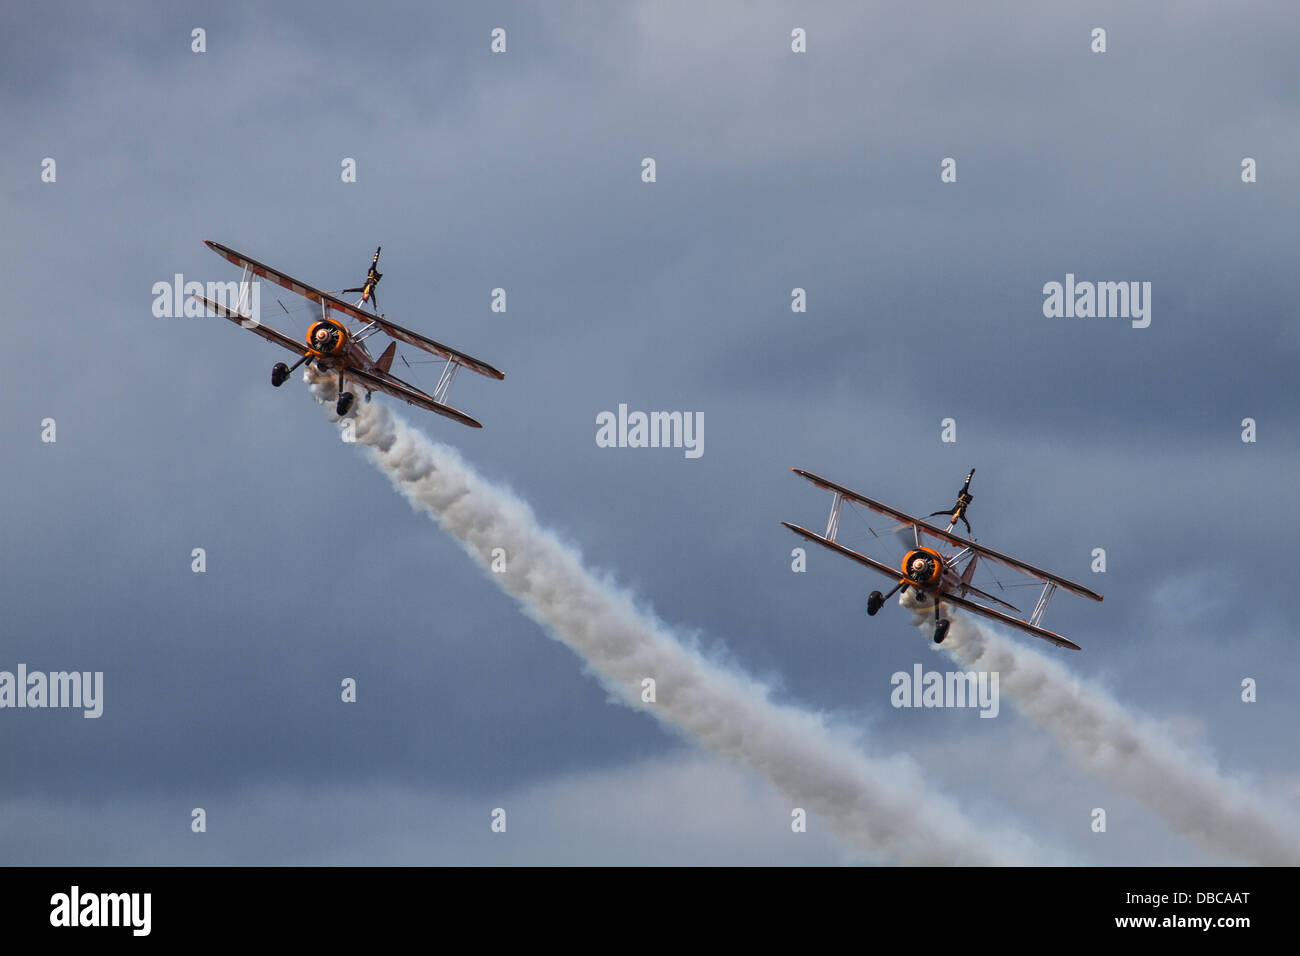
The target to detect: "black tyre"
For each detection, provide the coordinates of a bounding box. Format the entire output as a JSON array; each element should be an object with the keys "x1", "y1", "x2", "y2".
[
  {"x1": 867, "y1": 591, "x2": 884, "y2": 616},
  {"x1": 271, "y1": 363, "x2": 289, "y2": 387},
  {"x1": 336, "y1": 392, "x2": 355, "y2": 416},
  {"x1": 933, "y1": 619, "x2": 950, "y2": 644}
]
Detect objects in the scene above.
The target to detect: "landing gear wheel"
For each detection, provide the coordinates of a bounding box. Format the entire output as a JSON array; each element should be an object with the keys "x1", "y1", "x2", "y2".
[
  {"x1": 336, "y1": 391, "x2": 355, "y2": 416},
  {"x1": 933, "y1": 619, "x2": 950, "y2": 644},
  {"x1": 867, "y1": 591, "x2": 884, "y2": 616},
  {"x1": 271, "y1": 363, "x2": 289, "y2": 387}
]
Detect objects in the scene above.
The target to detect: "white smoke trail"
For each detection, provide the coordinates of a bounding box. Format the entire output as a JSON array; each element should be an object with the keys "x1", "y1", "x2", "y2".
[
  {"x1": 309, "y1": 373, "x2": 1035, "y2": 865},
  {"x1": 929, "y1": 609, "x2": 1300, "y2": 864}
]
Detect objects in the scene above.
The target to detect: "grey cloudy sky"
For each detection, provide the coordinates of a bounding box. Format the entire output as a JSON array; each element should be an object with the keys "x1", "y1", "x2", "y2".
[{"x1": 1, "y1": 0, "x2": 1297, "y2": 864}]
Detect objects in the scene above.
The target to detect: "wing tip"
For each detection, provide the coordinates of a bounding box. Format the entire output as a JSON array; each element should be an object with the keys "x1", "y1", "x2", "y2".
[
  {"x1": 469, "y1": 359, "x2": 505, "y2": 381},
  {"x1": 1034, "y1": 627, "x2": 1083, "y2": 652}
]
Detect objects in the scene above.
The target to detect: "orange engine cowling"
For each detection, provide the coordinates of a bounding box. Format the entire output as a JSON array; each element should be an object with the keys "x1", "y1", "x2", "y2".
[
  {"x1": 306, "y1": 319, "x2": 349, "y2": 357},
  {"x1": 901, "y1": 547, "x2": 945, "y2": 588}
]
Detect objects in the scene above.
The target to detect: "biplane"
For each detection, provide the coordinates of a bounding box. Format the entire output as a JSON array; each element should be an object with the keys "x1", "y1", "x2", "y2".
[
  {"x1": 195, "y1": 240, "x2": 504, "y2": 427},
  {"x1": 782, "y1": 468, "x2": 1102, "y2": 650}
]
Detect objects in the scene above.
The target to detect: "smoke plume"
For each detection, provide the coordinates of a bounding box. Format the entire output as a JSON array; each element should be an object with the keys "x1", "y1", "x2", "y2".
[
  {"x1": 308, "y1": 371, "x2": 1035, "y2": 864},
  {"x1": 932, "y1": 610, "x2": 1300, "y2": 864}
]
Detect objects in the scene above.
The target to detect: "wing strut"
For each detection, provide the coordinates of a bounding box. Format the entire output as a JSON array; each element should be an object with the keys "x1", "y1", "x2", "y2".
[
  {"x1": 433, "y1": 358, "x2": 461, "y2": 404},
  {"x1": 1029, "y1": 582, "x2": 1057, "y2": 628},
  {"x1": 825, "y1": 492, "x2": 843, "y2": 541},
  {"x1": 236, "y1": 263, "x2": 253, "y2": 314}
]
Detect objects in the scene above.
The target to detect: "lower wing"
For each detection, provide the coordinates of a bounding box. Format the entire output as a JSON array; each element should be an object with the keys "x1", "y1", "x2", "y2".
[
  {"x1": 940, "y1": 591, "x2": 1082, "y2": 650},
  {"x1": 347, "y1": 366, "x2": 483, "y2": 429},
  {"x1": 781, "y1": 522, "x2": 902, "y2": 582},
  {"x1": 194, "y1": 295, "x2": 308, "y2": 356}
]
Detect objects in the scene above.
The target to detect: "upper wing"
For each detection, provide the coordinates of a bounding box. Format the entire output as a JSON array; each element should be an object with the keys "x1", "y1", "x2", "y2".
[
  {"x1": 204, "y1": 240, "x2": 379, "y2": 325},
  {"x1": 791, "y1": 469, "x2": 1103, "y2": 602},
  {"x1": 194, "y1": 294, "x2": 308, "y2": 356},
  {"x1": 793, "y1": 469, "x2": 930, "y2": 530},
  {"x1": 939, "y1": 591, "x2": 1082, "y2": 650},
  {"x1": 203, "y1": 240, "x2": 504, "y2": 381},
  {"x1": 347, "y1": 366, "x2": 483, "y2": 429}
]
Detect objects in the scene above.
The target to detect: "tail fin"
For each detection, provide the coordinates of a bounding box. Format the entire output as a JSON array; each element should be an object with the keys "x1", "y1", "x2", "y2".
[
  {"x1": 959, "y1": 554, "x2": 978, "y2": 593},
  {"x1": 376, "y1": 341, "x2": 397, "y2": 373}
]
